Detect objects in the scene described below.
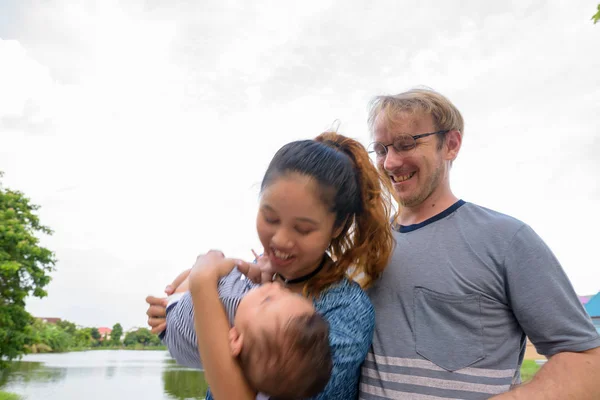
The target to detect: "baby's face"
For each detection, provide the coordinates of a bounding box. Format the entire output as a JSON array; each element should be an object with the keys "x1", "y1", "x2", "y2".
[{"x1": 234, "y1": 282, "x2": 314, "y2": 337}]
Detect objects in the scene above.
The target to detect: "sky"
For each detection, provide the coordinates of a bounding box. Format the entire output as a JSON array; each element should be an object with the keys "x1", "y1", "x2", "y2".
[{"x1": 1, "y1": 0, "x2": 599, "y2": 331}]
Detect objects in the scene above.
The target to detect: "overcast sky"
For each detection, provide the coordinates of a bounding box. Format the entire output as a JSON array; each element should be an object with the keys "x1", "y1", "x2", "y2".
[{"x1": 1, "y1": 0, "x2": 599, "y2": 330}]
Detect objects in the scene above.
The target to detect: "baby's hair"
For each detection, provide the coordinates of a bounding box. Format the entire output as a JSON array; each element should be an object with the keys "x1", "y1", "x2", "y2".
[{"x1": 239, "y1": 312, "x2": 332, "y2": 399}]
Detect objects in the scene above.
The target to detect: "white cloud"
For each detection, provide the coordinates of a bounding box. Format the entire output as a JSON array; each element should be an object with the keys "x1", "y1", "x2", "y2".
[{"x1": 1, "y1": 0, "x2": 598, "y2": 329}]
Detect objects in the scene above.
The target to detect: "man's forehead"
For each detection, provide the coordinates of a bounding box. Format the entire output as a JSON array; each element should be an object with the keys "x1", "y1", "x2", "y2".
[{"x1": 374, "y1": 109, "x2": 433, "y2": 136}]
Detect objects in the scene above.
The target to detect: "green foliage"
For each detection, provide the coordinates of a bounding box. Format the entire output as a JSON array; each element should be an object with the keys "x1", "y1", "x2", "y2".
[
  {"x1": 123, "y1": 328, "x2": 162, "y2": 347},
  {"x1": 56, "y1": 320, "x2": 77, "y2": 336},
  {"x1": 0, "y1": 391, "x2": 22, "y2": 400},
  {"x1": 111, "y1": 323, "x2": 123, "y2": 346},
  {"x1": 26, "y1": 319, "x2": 86, "y2": 352},
  {"x1": 90, "y1": 328, "x2": 101, "y2": 341},
  {"x1": 74, "y1": 328, "x2": 93, "y2": 348},
  {"x1": 593, "y1": 4, "x2": 600, "y2": 24},
  {"x1": 0, "y1": 171, "x2": 56, "y2": 367},
  {"x1": 521, "y1": 360, "x2": 542, "y2": 382},
  {"x1": 22, "y1": 319, "x2": 162, "y2": 353},
  {"x1": 28, "y1": 319, "x2": 71, "y2": 352}
]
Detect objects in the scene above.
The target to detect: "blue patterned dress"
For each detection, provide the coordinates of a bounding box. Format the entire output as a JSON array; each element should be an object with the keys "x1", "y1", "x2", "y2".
[{"x1": 165, "y1": 276, "x2": 375, "y2": 400}]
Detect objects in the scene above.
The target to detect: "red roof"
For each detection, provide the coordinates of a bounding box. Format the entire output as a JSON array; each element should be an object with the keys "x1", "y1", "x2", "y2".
[{"x1": 98, "y1": 327, "x2": 112, "y2": 334}]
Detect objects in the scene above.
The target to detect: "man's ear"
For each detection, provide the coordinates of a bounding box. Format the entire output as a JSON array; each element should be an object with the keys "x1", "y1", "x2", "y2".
[
  {"x1": 229, "y1": 326, "x2": 243, "y2": 357},
  {"x1": 444, "y1": 129, "x2": 462, "y2": 162}
]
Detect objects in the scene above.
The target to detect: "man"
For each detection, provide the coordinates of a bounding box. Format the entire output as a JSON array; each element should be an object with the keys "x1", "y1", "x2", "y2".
[{"x1": 359, "y1": 88, "x2": 600, "y2": 399}]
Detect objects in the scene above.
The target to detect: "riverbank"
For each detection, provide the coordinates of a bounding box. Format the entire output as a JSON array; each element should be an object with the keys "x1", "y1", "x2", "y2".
[
  {"x1": 88, "y1": 345, "x2": 167, "y2": 351},
  {"x1": 25, "y1": 344, "x2": 166, "y2": 354},
  {"x1": 0, "y1": 391, "x2": 21, "y2": 400}
]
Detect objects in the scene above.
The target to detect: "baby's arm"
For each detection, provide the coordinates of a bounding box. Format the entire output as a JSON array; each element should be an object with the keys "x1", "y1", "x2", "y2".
[
  {"x1": 162, "y1": 292, "x2": 204, "y2": 369},
  {"x1": 162, "y1": 264, "x2": 246, "y2": 369}
]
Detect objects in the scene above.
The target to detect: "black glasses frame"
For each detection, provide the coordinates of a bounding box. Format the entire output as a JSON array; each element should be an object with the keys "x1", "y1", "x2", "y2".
[{"x1": 368, "y1": 130, "x2": 449, "y2": 156}]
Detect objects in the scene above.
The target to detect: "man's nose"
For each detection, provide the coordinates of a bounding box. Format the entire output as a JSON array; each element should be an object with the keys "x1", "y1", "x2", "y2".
[{"x1": 383, "y1": 148, "x2": 406, "y2": 172}]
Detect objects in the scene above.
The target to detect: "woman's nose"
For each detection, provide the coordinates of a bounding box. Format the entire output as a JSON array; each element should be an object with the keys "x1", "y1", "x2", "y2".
[{"x1": 271, "y1": 229, "x2": 292, "y2": 249}]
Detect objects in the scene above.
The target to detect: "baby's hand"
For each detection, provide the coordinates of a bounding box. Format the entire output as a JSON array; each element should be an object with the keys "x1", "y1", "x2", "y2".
[
  {"x1": 255, "y1": 253, "x2": 275, "y2": 284},
  {"x1": 238, "y1": 250, "x2": 274, "y2": 284},
  {"x1": 189, "y1": 250, "x2": 244, "y2": 284},
  {"x1": 165, "y1": 269, "x2": 192, "y2": 295}
]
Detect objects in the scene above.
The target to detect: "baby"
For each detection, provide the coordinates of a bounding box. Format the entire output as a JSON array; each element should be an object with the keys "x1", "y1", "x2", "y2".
[{"x1": 161, "y1": 264, "x2": 333, "y2": 399}]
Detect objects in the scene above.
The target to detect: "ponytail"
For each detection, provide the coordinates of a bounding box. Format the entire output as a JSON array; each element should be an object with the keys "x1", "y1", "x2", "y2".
[{"x1": 314, "y1": 132, "x2": 396, "y2": 290}]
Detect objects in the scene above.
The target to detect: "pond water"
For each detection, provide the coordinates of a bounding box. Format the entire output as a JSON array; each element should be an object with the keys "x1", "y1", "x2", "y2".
[{"x1": 0, "y1": 350, "x2": 208, "y2": 400}]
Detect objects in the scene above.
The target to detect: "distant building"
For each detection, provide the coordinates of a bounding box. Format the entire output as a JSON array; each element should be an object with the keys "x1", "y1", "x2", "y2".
[
  {"x1": 98, "y1": 327, "x2": 112, "y2": 340},
  {"x1": 579, "y1": 295, "x2": 594, "y2": 305},
  {"x1": 37, "y1": 317, "x2": 62, "y2": 324},
  {"x1": 584, "y1": 292, "x2": 600, "y2": 334}
]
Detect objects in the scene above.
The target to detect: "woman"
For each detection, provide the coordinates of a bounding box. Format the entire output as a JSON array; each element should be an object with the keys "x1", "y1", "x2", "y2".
[{"x1": 147, "y1": 131, "x2": 396, "y2": 399}]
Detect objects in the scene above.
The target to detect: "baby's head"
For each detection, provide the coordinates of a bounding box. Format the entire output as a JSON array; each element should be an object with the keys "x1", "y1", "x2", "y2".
[{"x1": 229, "y1": 282, "x2": 332, "y2": 399}]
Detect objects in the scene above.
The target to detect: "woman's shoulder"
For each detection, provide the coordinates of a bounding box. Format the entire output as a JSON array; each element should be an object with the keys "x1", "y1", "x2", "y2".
[{"x1": 314, "y1": 278, "x2": 374, "y2": 326}]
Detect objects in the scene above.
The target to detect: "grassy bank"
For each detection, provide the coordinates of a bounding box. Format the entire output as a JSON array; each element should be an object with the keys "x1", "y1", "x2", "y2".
[
  {"x1": 26, "y1": 344, "x2": 167, "y2": 354},
  {"x1": 521, "y1": 359, "x2": 542, "y2": 382},
  {"x1": 0, "y1": 391, "x2": 21, "y2": 400},
  {"x1": 87, "y1": 345, "x2": 167, "y2": 351}
]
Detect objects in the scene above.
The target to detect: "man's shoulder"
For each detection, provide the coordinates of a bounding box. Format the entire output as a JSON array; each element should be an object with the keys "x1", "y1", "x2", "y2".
[{"x1": 459, "y1": 202, "x2": 527, "y2": 236}]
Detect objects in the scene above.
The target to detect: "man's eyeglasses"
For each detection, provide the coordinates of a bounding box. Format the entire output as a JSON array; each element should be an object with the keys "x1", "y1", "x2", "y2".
[{"x1": 368, "y1": 130, "x2": 449, "y2": 157}]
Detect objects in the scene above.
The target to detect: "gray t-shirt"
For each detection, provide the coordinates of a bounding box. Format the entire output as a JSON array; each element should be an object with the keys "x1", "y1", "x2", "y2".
[{"x1": 360, "y1": 201, "x2": 600, "y2": 400}]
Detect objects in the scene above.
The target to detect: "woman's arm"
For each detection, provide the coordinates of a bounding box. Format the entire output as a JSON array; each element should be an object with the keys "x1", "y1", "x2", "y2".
[
  {"x1": 188, "y1": 253, "x2": 256, "y2": 400},
  {"x1": 312, "y1": 282, "x2": 375, "y2": 400}
]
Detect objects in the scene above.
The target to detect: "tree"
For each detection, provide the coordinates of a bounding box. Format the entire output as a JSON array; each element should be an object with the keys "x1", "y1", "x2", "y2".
[
  {"x1": 74, "y1": 327, "x2": 92, "y2": 348},
  {"x1": 593, "y1": 4, "x2": 600, "y2": 24},
  {"x1": 56, "y1": 320, "x2": 77, "y2": 336},
  {"x1": 111, "y1": 323, "x2": 123, "y2": 346},
  {"x1": 123, "y1": 328, "x2": 162, "y2": 347},
  {"x1": 0, "y1": 171, "x2": 56, "y2": 367},
  {"x1": 90, "y1": 328, "x2": 101, "y2": 341}
]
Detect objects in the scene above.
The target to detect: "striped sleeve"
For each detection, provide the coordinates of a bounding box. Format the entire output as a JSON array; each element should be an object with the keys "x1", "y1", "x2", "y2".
[
  {"x1": 162, "y1": 267, "x2": 255, "y2": 369},
  {"x1": 163, "y1": 292, "x2": 204, "y2": 369}
]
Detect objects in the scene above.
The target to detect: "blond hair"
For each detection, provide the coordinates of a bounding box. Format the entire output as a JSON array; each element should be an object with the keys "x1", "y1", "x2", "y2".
[{"x1": 368, "y1": 88, "x2": 464, "y2": 147}]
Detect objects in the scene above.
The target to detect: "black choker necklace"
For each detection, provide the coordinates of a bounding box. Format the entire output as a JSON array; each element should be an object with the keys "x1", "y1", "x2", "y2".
[{"x1": 272, "y1": 255, "x2": 327, "y2": 285}]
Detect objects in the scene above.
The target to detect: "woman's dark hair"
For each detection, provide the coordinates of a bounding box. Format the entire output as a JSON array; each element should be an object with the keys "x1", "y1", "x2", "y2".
[{"x1": 261, "y1": 132, "x2": 396, "y2": 294}]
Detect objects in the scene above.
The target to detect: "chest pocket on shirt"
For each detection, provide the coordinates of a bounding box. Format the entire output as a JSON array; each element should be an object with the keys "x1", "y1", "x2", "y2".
[{"x1": 414, "y1": 286, "x2": 485, "y2": 371}]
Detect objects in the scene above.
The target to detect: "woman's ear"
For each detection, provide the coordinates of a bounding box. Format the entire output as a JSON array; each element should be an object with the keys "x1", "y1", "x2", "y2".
[{"x1": 229, "y1": 327, "x2": 243, "y2": 357}]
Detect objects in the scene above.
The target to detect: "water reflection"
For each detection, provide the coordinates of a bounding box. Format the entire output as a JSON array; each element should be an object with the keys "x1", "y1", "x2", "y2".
[
  {"x1": 163, "y1": 369, "x2": 207, "y2": 399},
  {"x1": 162, "y1": 358, "x2": 207, "y2": 400},
  {"x1": 105, "y1": 365, "x2": 116, "y2": 379},
  {"x1": 0, "y1": 350, "x2": 208, "y2": 400},
  {"x1": 0, "y1": 360, "x2": 67, "y2": 385}
]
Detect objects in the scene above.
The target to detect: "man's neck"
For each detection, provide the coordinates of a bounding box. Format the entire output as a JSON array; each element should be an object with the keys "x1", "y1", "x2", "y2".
[{"x1": 397, "y1": 188, "x2": 459, "y2": 226}]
